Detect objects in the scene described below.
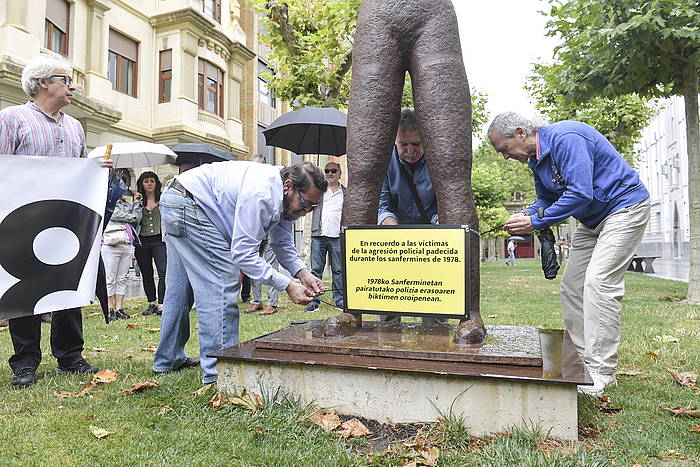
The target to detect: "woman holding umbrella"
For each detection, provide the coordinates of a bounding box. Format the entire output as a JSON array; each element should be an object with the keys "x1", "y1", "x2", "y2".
[{"x1": 134, "y1": 172, "x2": 167, "y2": 316}]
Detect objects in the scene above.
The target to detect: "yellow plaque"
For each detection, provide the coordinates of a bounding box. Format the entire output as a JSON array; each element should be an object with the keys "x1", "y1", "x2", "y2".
[{"x1": 341, "y1": 225, "x2": 470, "y2": 318}]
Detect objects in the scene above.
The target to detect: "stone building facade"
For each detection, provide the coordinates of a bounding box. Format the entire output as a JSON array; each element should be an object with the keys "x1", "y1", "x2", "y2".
[
  {"x1": 0, "y1": 0, "x2": 290, "y2": 181},
  {"x1": 636, "y1": 96, "x2": 691, "y2": 259}
]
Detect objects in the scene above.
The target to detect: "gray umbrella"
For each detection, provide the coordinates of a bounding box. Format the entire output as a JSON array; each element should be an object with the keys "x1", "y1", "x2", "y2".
[
  {"x1": 262, "y1": 106, "x2": 347, "y2": 156},
  {"x1": 509, "y1": 236, "x2": 526, "y2": 241},
  {"x1": 170, "y1": 143, "x2": 235, "y2": 166}
]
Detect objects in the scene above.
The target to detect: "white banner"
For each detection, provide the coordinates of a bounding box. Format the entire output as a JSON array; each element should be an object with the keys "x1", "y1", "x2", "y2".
[{"x1": 0, "y1": 155, "x2": 107, "y2": 319}]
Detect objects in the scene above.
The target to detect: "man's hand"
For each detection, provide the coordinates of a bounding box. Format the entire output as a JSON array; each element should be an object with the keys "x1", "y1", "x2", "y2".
[
  {"x1": 286, "y1": 281, "x2": 316, "y2": 304},
  {"x1": 381, "y1": 216, "x2": 399, "y2": 226},
  {"x1": 296, "y1": 269, "x2": 324, "y2": 296},
  {"x1": 504, "y1": 212, "x2": 534, "y2": 234},
  {"x1": 100, "y1": 158, "x2": 114, "y2": 169}
]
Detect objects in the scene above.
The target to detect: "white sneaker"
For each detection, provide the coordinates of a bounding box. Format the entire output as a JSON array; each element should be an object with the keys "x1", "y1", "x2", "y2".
[{"x1": 577, "y1": 370, "x2": 617, "y2": 396}]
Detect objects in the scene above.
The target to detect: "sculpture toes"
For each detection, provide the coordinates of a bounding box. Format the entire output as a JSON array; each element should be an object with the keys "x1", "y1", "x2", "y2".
[
  {"x1": 318, "y1": 313, "x2": 361, "y2": 337},
  {"x1": 453, "y1": 320, "x2": 487, "y2": 345}
]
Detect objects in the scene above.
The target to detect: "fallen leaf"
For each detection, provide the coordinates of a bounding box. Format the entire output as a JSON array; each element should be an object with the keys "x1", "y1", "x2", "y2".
[
  {"x1": 125, "y1": 323, "x2": 139, "y2": 329},
  {"x1": 645, "y1": 351, "x2": 660, "y2": 361},
  {"x1": 653, "y1": 335, "x2": 679, "y2": 343},
  {"x1": 99, "y1": 334, "x2": 110, "y2": 339},
  {"x1": 191, "y1": 383, "x2": 216, "y2": 397},
  {"x1": 120, "y1": 379, "x2": 159, "y2": 394},
  {"x1": 158, "y1": 406, "x2": 173, "y2": 415},
  {"x1": 84, "y1": 414, "x2": 96, "y2": 420},
  {"x1": 403, "y1": 462, "x2": 418, "y2": 467},
  {"x1": 417, "y1": 446, "x2": 440, "y2": 466},
  {"x1": 689, "y1": 426, "x2": 700, "y2": 432},
  {"x1": 89, "y1": 425, "x2": 113, "y2": 439},
  {"x1": 311, "y1": 410, "x2": 341, "y2": 431},
  {"x1": 93, "y1": 369, "x2": 119, "y2": 384},
  {"x1": 337, "y1": 418, "x2": 372, "y2": 438},
  {"x1": 594, "y1": 395, "x2": 623, "y2": 413},
  {"x1": 660, "y1": 404, "x2": 700, "y2": 418},
  {"x1": 146, "y1": 327, "x2": 160, "y2": 332},
  {"x1": 616, "y1": 367, "x2": 642, "y2": 376},
  {"x1": 487, "y1": 314, "x2": 498, "y2": 319},
  {"x1": 90, "y1": 347, "x2": 108, "y2": 352},
  {"x1": 229, "y1": 390, "x2": 263, "y2": 413},
  {"x1": 0, "y1": 326, "x2": 8, "y2": 332},
  {"x1": 208, "y1": 392, "x2": 229, "y2": 410},
  {"x1": 667, "y1": 368, "x2": 698, "y2": 391},
  {"x1": 142, "y1": 346, "x2": 157, "y2": 352}
]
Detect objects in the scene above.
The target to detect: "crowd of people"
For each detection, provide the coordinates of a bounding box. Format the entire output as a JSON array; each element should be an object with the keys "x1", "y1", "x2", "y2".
[{"x1": 3, "y1": 54, "x2": 651, "y2": 398}]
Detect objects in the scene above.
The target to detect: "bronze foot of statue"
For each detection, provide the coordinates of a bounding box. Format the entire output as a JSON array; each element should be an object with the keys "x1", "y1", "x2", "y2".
[
  {"x1": 454, "y1": 317, "x2": 487, "y2": 345},
  {"x1": 317, "y1": 312, "x2": 363, "y2": 337}
]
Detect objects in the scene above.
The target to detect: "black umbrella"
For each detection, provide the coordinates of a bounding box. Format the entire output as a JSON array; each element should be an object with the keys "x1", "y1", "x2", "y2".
[
  {"x1": 262, "y1": 106, "x2": 347, "y2": 156},
  {"x1": 538, "y1": 227, "x2": 560, "y2": 280},
  {"x1": 170, "y1": 143, "x2": 236, "y2": 167}
]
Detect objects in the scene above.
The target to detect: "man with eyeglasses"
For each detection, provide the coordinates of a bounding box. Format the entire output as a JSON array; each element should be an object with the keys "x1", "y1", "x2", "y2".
[
  {"x1": 378, "y1": 107, "x2": 444, "y2": 325},
  {"x1": 153, "y1": 160, "x2": 326, "y2": 385},
  {"x1": 305, "y1": 162, "x2": 346, "y2": 312},
  {"x1": 0, "y1": 54, "x2": 113, "y2": 388}
]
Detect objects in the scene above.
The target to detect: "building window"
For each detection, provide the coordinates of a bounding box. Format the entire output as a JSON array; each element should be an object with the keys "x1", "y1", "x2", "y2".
[
  {"x1": 258, "y1": 61, "x2": 276, "y2": 108},
  {"x1": 45, "y1": 0, "x2": 69, "y2": 56},
  {"x1": 108, "y1": 29, "x2": 138, "y2": 97},
  {"x1": 198, "y1": 59, "x2": 224, "y2": 117},
  {"x1": 159, "y1": 49, "x2": 172, "y2": 103},
  {"x1": 203, "y1": 0, "x2": 221, "y2": 23}
]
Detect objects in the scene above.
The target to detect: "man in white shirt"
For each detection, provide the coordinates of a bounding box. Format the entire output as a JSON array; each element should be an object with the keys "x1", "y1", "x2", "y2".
[
  {"x1": 305, "y1": 162, "x2": 346, "y2": 312},
  {"x1": 153, "y1": 161, "x2": 326, "y2": 384},
  {"x1": 506, "y1": 239, "x2": 516, "y2": 266}
]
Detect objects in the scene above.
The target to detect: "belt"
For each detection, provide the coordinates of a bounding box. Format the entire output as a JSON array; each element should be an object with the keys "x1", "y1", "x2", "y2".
[{"x1": 169, "y1": 179, "x2": 195, "y2": 199}]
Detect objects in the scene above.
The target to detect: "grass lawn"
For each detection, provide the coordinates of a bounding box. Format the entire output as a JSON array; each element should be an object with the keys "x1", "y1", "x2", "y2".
[{"x1": 0, "y1": 260, "x2": 698, "y2": 466}]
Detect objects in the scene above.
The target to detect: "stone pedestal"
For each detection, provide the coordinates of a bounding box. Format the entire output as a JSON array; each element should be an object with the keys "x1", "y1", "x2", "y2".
[{"x1": 212, "y1": 324, "x2": 589, "y2": 440}]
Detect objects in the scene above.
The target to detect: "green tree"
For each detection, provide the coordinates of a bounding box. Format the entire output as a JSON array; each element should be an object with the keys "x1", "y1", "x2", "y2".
[
  {"x1": 471, "y1": 163, "x2": 510, "y2": 235},
  {"x1": 257, "y1": 0, "x2": 488, "y2": 135},
  {"x1": 526, "y1": 62, "x2": 658, "y2": 167},
  {"x1": 543, "y1": 0, "x2": 700, "y2": 302}
]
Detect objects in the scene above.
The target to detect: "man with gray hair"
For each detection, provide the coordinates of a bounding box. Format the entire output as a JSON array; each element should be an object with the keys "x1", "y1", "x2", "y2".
[
  {"x1": 488, "y1": 111, "x2": 650, "y2": 396},
  {"x1": 0, "y1": 54, "x2": 112, "y2": 388},
  {"x1": 154, "y1": 160, "x2": 326, "y2": 385},
  {"x1": 378, "y1": 107, "x2": 443, "y2": 325},
  {"x1": 378, "y1": 107, "x2": 437, "y2": 225}
]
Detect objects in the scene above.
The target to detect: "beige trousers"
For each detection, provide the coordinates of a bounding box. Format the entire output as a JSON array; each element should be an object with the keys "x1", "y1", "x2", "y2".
[{"x1": 560, "y1": 198, "x2": 650, "y2": 375}]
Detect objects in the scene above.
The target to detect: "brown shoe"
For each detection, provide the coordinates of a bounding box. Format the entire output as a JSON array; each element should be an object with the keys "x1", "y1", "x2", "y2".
[
  {"x1": 244, "y1": 303, "x2": 263, "y2": 313},
  {"x1": 259, "y1": 306, "x2": 278, "y2": 316}
]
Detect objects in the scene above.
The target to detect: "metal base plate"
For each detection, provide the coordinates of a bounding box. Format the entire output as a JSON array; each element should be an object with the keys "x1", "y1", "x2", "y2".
[{"x1": 253, "y1": 321, "x2": 542, "y2": 367}]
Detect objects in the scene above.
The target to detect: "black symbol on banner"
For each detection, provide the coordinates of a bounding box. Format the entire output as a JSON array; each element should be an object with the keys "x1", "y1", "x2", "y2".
[{"x1": 0, "y1": 200, "x2": 102, "y2": 316}]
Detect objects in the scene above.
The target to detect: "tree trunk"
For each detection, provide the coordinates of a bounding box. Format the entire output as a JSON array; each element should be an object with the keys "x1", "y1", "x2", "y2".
[{"x1": 682, "y1": 63, "x2": 700, "y2": 302}]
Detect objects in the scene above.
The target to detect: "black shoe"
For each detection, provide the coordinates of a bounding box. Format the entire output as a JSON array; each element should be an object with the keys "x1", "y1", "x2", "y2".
[
  {"x1": 155, "y1": 308, "x2": 163, "y2": 316},
  {"x1": 11, "y1": 368, "x2": 37, "y2": 388},
  {"x1": 107, "y1": 308, "x2": 117, "y2": 323},
  {"x1": 304, "y1": 302, "x2": 319, "y2": 312},
  {"x1": 155, "y1": 357, "x2": 200, "y2": 374},
  {"x1": 142, "y1": 303, "x2": 157, "y2": 316},
  {"x1": 56, "y1": 359, "x2": 99, "y2": 375},
  {"x1": 115, "y1": 309, "x2": 131, "y2": 320}
]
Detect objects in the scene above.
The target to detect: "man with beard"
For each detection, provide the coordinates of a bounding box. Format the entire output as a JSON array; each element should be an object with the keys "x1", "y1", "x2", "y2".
[{"x1": 154, "y1": 161, "x2": 326, "y2": 384}]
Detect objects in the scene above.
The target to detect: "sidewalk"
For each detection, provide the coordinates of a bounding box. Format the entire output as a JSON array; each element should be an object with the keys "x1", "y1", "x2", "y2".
[{"x1": 642, "y1": 258, "x2": 689, "y2": 283}]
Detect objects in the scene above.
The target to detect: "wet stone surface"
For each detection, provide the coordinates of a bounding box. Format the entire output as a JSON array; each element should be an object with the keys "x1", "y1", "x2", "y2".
[{"x1": 253, "y1": 321, "x2": 542, "y2": 367}]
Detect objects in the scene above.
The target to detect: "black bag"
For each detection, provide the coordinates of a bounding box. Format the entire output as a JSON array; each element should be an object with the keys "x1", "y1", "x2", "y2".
[{"x1": 538, "y1": 227, "x2": 560, "y2": 280}]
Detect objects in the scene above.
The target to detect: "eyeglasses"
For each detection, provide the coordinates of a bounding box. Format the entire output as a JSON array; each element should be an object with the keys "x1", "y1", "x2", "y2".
[
  {"x1": 324, "y1": 168, "x2": 338, "y2": 174},
  {"x1": 49, "y1": 75, "x2": 73, "y2": 86},
  {"x1": 297, "y1": 190, "x2": 318, "y2": 209}
]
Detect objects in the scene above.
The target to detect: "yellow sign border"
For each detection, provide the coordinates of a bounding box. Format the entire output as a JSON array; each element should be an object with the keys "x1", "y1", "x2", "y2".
[{"x1": 341, "y1": 225, "x2": 471, "y2": 319}]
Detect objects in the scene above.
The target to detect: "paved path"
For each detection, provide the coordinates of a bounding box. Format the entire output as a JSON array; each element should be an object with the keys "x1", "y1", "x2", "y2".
[{"x1": 638, "y1": 258, "x2": 689, "y2": 283}]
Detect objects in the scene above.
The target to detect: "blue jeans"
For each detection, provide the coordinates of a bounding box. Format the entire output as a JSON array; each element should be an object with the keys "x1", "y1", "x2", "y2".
[
  {"x1": 153, "y1": 188, "x2": 240, "y2": 384},
  {"x1": 310, "y1": 236, "x2": 344, "y2": 307},
  {"x1": 506, "y1": 250, "x2": 516, "y2": 266}
]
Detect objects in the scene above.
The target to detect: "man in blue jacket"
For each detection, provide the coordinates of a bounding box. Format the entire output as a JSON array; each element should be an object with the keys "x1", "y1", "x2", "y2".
[
  {"x1": 488, "y1": 111, "x2": 650, "y2": 396},
  {"x1": 378, "y1": 107, "x2": 438, "y2": 226}
]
